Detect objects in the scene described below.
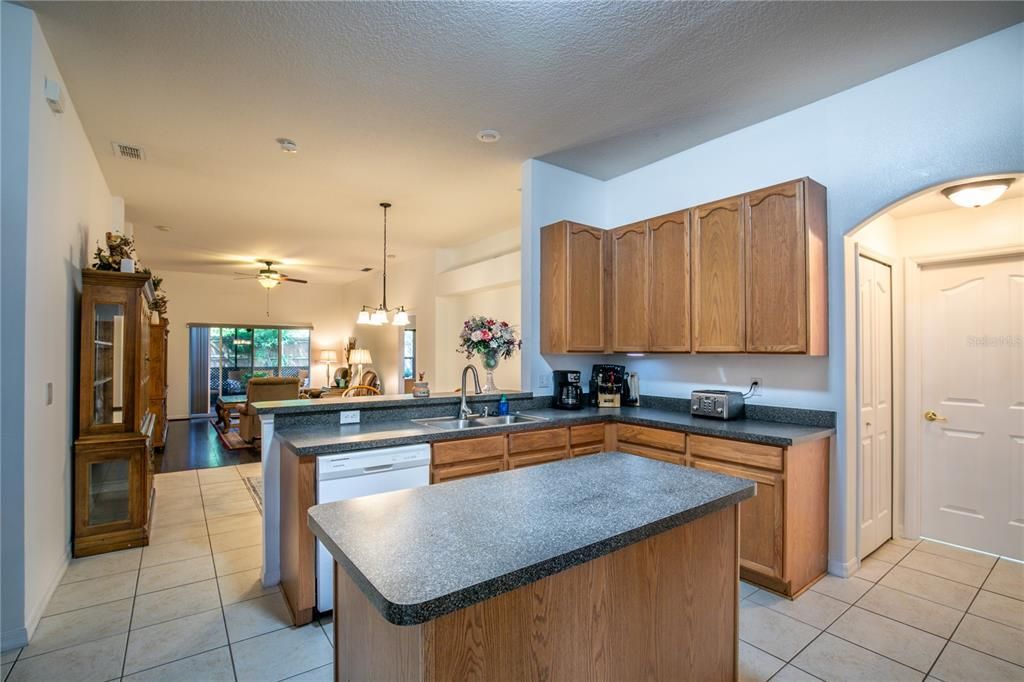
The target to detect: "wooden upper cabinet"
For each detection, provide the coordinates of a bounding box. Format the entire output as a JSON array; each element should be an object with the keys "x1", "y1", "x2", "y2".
[
  {"x1": 610, "y1": 222, "x2": 649, "y2": 352},
  {"x1": 746, "y1": 179, "x2": 828, "y2": 355},
  {"x1": 648, "y1": 211, "x2": 691, "y2": 352},
  {"x1": 541, "y1": 221, "x2": 607, "y2": 353},
  {"x1": 692, "y1": 197, "x2": 746, "y2": 352}
]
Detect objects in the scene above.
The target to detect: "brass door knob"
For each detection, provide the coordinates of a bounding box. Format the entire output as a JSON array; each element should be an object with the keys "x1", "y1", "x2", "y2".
[{"x1": 924, "y1": 410, "x2": 948, "y2": 422}]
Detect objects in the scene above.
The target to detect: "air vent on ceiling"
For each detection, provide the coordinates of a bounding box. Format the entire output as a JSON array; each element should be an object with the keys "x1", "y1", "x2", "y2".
[
  {"x1": 111, "y1": 142, "x2": 146, "y2": 161},
  {"x1": 360, "y1": 267, "x2": 373, "y2": 272}
]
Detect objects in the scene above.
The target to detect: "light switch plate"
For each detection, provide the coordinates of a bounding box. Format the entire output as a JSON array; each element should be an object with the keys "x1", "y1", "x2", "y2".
[
  {"x1": 46, "y1": 382, "x2": 53, "y2": 405},
  {"x1": 339, "y1": 410, "x2": 360, "y2": 424},
  {"x1": 537, "y1": 373, "x2": 552, "y2": 389}
]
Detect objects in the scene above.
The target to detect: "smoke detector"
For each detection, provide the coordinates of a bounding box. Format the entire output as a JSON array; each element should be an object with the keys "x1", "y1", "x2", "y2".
[
  {"x1": 153, "y1": 224, "x2": 171, "y2": 232},
  {"x1": 360, "y1": 267, "x2": 373, "y2": 273},
  {"x1": 111, "y1": 142, "x2": 146, "y2": 161},
  {"x1": 276, "y1": 137, "x2": 298, "y2": 153},
  {"x1": 476, "y1": 129, "x2": 501, "y2": 143}
]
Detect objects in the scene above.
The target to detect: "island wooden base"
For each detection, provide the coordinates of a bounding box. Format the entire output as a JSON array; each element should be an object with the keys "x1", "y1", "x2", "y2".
[{"x1": 333, "y1": 504, "x2": 740, "y2": 681}]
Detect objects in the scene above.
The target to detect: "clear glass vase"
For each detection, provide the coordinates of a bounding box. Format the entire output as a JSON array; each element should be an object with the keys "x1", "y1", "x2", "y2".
[{"x1": 480, "y1": 351, "x2": 500, "y2": 393}]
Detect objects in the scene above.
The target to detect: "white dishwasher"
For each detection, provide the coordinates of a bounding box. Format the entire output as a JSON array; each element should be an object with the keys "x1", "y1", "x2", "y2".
[{"x1": 315, "y1": 443, "x2": 430, "y2": 613}]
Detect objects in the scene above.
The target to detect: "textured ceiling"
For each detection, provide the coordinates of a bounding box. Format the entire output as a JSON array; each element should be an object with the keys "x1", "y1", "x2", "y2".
[{"x1": 29, "y1": 1, "x2": 1023, "y2": 283}]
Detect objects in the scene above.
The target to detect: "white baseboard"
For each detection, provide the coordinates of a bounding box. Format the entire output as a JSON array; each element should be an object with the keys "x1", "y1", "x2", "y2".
[
  {"x1": 23, "y1": 543, "x2": 71, "y2": 643},
  {"x1": 828, "y1": 556, "x2": 860, "y2": 578}
]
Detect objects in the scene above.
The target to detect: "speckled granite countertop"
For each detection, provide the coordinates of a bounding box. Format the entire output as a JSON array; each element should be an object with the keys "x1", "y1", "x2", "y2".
[
  {"x1": 307, "y1": 452, "x2": 754, "y2": 625},
  {"x1": 277, "y1": 405, "x2": 834, "y2": 455},
  {"x1": 253, "y1": 390, "x2": 533, "y2": 415}
]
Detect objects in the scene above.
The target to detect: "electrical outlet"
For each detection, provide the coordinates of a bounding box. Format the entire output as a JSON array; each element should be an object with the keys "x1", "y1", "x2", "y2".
[
  {"x1": 339, "y1": 410, "x2": 360, "y2": 424},
  {"x1": 537, "y1": 373, "x2": 552, "y2": 389},
  {"x1": 750, "y1": 378, "x2": 763, "y2": 397}
]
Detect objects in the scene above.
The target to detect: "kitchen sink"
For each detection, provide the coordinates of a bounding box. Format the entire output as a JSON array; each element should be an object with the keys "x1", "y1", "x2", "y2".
[{"x1": 412, "y1": 413, "x2": 548, "y2": 431}]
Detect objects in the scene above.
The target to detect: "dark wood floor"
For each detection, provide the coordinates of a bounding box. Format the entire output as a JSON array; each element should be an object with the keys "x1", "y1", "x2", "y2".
[{"x1": 157, "y1": 418, "x2": 260, "y2": 473}]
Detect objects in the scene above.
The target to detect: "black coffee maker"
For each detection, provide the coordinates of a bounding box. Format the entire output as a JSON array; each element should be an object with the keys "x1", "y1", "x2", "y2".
[
  {"x1": 552, "y1": 370, "x2": 584, "y2": 410},
  {"x1": 589, "y1": 364, "x2": 638, "y2": 407}
]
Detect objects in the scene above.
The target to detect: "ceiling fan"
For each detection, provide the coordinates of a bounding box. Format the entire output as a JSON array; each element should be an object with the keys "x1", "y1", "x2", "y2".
[
  {"x1": 234, "y1": 260, "x2": 308, "y2": 289},
  {"x1": 234, "y1": 260, "x2": 307, "y2": 316}
]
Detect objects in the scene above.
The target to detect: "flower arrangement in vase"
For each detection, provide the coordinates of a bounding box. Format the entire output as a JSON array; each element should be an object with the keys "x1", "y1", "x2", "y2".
[{"x1": 457, "y1": 315, "x2": 521, "y2": 392}]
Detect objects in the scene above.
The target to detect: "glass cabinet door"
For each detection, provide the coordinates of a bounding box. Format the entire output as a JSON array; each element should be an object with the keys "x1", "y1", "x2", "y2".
[
  {"x1": 86, "y1": 458, "x2": 132, "y2": 527},
  {"x1": 93, "y1": 303, "x2": 126, "y2": 426}
]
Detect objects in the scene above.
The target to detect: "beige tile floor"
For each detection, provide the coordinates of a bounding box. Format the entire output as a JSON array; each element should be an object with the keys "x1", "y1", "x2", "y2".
[
  {"x1": 4, "y1": 465, "x2": 1022, "y2": 682},
  {"x1": 3, "y1": 464, "x2": 334, "y2": 682},
  {"x1": 740, "y1": 538, "x2": 1024, "y2": 682}
]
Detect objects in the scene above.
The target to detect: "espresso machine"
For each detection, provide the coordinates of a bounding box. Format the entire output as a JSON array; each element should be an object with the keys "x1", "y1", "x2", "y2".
[
  {"x1": 552, "y1": 370, "x2": 584, "y2": 410},
  {"x1": 589, "y1": 364, "x2": 639, "y2": 408}
]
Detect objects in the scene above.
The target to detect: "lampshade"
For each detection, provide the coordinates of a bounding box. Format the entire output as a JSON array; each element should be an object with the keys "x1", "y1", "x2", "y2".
[
  {"x1": 942, "y1": 178, "x2": 1014, "y2": 208},
  {"x1": 318, "y1": 350, "x2": 338, "y2": 363},
  {"x1": 391, "y1": 308, "x2": 410, "y2": 326},
  {"x1": 349, "y1": 348, "x2": 372, "y2": 366},
  {"x1": 370, "y1": 308, "x2": 388, "y2": 325},
  {"x1": 258, "y1": 277, "x2": 280, "y2": 289},
  {"x1": 356, "y1": 309, "x2": 371, "y2": 325}
]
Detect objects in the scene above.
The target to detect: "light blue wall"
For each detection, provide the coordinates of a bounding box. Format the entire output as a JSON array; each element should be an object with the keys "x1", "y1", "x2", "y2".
[
  {"x1": 521, "y1": 23, "x2": 1024, "y2": 572},
  {"x1": 1, "y1": 1, "x2": 33, "y2": 651}
]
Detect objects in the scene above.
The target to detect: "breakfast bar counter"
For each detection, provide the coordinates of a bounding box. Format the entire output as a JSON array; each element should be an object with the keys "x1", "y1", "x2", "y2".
[{"x1": 308, "y1": 452, "x2": 755, "y2": 681}]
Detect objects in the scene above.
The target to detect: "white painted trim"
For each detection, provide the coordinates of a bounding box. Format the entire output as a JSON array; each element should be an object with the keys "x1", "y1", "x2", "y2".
[
  {"x1": 909, "y1": 245, "x2": 1024, "y2": 266},
  {"x1": 828, "y1": 556, "x2": 860, "y2": 578},
  {"x1": 23, "y1": 543, "x2": 70, "y2": 643},
  {"x1": 903, "y1": 258, "x2": 923, "y2": 539},
  {"x1": 259, "y1": 413, "x2": 280, "y2": 587}
]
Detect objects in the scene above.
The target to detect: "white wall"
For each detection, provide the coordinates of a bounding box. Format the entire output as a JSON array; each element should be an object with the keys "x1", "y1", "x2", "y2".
[
  {"x1": 435, "y1": 229, "x2": 522, "y2": 392},
  {"x1": 329, "y1": 257, "x2": 438, "y2": 396},
  {"x1": 159, "y1": 271, "x2": 353, "y2": 417},
  {"x1": 522, "y1": 23, "x2": 1024, "y2": 575},
  {"x1": 1, "y1": 3, "x2": 115, "y2": 649}
]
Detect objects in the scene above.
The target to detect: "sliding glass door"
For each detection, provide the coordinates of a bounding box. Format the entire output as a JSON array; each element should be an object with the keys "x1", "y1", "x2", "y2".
[{"x1": 189, "y1": 324, "x2": 311, "y2": 414}]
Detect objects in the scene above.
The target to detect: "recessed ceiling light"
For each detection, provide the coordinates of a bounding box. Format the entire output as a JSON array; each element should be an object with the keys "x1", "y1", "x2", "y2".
[
  {"x1": 360, "y1": 267, "x2": 373, "y2": 273},
  {"x1": 153, "y1": 224, "x2": 171, "y2": 232},
  {"x1": 941, "y1": 178, "x2": 1014, "y2": 208},
  {"x1": 476, "y1": 129, "x2": 501, "y2": 143},
  {"x1": 276, "y1": 137, "x2": 298, "y2": 153}
]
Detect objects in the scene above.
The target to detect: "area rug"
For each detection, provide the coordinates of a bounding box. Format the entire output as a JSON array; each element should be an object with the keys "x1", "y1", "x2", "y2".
[
  {"x1": 244, "y1": 476, "x2": 264, "y2": 515},
  {"x1": 211, "y1": 418, "x2": 249, "y2": 450}
]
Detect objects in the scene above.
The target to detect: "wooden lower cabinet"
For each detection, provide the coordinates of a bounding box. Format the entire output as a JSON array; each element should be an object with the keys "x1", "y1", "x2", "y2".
[
  {"x1": 508, "y1": 428, "x2": 568, "y2": 469},
  {"x1": 569, "y1": 424, "x2": 606, "y2": 457},
  {"x1": 431, "y1": 435, "x2": 506, "y2": 483},
  {"x1": 612, "y1": 424, "x2": 686, "y2": 465},
  {"x1": 688, "y1": 435, "x2": 830, "y2": 597},
  {"x1": 691, "y1": 458, "x2": 785, "y2": 584}
]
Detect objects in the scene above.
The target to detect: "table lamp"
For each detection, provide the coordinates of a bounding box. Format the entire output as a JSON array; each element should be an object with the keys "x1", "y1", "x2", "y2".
[
  {"x1": 319, "y1": 349, "x2": 338, "y2": 387},
  {"x1": 348, "y1": 348, "x2": 372, "y2": 384}
]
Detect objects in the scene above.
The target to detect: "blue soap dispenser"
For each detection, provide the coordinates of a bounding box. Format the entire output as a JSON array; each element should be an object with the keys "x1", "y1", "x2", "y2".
[{"x1": 498, "y1": 394, "x2": 509, "y2": 416}]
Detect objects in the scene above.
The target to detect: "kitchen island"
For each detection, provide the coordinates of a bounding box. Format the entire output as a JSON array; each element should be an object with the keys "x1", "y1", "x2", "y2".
[{"x1": 309, "y1": 452, "x2": 755, "y2": 681}]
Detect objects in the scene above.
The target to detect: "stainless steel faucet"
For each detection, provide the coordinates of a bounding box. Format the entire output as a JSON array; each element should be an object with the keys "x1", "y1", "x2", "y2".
[{"x1": 459, "y1": 365, "x2": 482, "y2": 419}]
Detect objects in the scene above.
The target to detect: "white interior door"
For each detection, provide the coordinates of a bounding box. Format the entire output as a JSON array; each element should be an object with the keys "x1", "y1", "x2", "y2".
[
  {"x1": 858, "y1": 254, "x2": 894, "y2": 557},
  {"x1": 920, "y1": 255, "x2": 1024, "y2": 560}
]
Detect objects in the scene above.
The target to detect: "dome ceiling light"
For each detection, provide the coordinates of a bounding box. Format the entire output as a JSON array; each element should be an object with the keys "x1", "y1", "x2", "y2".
[
  {"x1": 941, "y1": 178, "x2": 1015, "y2": 208},
  {"x1": 356, "y1": 202, "x2": 409, "y2": 327}
]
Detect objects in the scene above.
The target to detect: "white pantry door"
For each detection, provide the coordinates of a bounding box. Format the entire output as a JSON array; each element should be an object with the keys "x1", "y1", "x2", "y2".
[
  {"x1": 920, "y1": 255, "x2": 1024, "y2": 560},
  {"x1": 859, "y1": 255, "x2": 893, "y2": 557}
]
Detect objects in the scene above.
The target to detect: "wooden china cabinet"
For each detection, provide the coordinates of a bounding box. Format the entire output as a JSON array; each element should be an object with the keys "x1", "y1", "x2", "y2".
[{"x1": 73, "y1": 270, "x2": 157, "y2": 556}]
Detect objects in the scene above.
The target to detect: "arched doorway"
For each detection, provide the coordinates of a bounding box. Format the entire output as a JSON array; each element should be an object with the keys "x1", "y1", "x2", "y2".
[{"x1": 844, "y1": 174, "x2": 1023, "y2": 561}]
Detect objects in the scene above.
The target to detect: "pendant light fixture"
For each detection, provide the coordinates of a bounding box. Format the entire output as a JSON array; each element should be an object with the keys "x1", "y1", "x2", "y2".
[{"x1": 356, "y1": 202, "x2": 409, "y2": 327}]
